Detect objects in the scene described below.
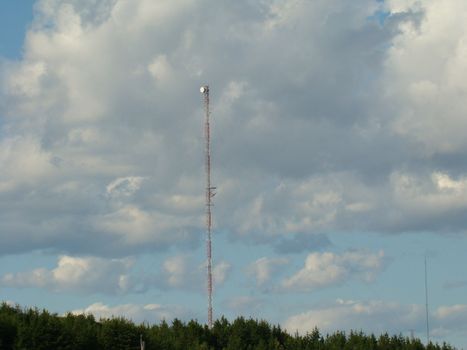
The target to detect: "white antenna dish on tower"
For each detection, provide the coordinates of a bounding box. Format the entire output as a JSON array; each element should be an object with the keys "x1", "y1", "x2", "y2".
[{"x1": 200, "y1": 86, "x2": 207, "y2": 93}]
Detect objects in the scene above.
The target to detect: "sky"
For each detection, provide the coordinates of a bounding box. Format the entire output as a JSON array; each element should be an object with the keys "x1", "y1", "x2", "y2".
[{"x1": 0, "y1": 0, "x2": 466, "y2": 348}]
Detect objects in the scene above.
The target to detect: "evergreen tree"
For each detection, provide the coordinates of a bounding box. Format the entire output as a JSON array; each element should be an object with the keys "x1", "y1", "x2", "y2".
[{"x1": 0, "y1": 302, "x2": 458, "y2": 350}]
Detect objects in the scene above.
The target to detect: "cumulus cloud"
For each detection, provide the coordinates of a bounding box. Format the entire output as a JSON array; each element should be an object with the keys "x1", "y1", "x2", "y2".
[
  {"x1": 434, "y1": 304, "x2": 467, "y2": 334},
  {"x1": 224, "y1": 296, "x2": 264, "y2": 316},
  {"x1": 284, "y1": 299, "x2": 467, "y2": 341},
  {"x1": 281, "y1": 250, "x2": 386, "y2": 292},
  {"x1": 0, "y1": 253, "x2": 232, "y2": 295},
  {"x1": 383, "y1": 0, "x2": 467, "y2": 155},
  {"x1": 0, "y1": 255, "x2": 135, "y2": 294},
  {"x1": 72, "y1": 301, "x2": 192, "y2": 323},
  {"x1": 383, "y1": 171, "x2": 467, "y2": 232},
  {"x1": 213, "y1": 261, "x2": 232, "y2": 286},
  {"x1": 90, "y1": 206, "x2": 198, "y2": 247},
  {"x1": 106, "y1": 176, "x2": 145, "y2": 198},
  {"x1": 284, "y1": 299, "x2": 424, "y2": 336},
  {"x1": 247, "y1": 257, "x2": 289, "y2": 287},
  {"x1": 1, "y1": 0, "x2": 467, "y2": 259},
  {"x1": 159, "y1": 254, "x2": 231, "y2": 291},
  {"x1": 2, "y1": 2, "x2": 467, "y2": 345}
]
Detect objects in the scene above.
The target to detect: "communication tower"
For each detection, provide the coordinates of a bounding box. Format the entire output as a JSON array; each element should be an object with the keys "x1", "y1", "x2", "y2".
[
  {"x1": 201, "y1": 85, "x2": 215, "y2": 328},
  {"x1": 425, "y1": 256, "x2": 430, "y2": 344}
]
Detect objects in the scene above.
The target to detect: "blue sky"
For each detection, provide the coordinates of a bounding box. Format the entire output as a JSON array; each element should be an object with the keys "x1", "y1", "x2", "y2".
[
  {"x1": 0, "y1": 0, "x2": 467, "y2": 349},
  {"x1": 0, "y1": 1, "x2": 34, "y2": 59}
]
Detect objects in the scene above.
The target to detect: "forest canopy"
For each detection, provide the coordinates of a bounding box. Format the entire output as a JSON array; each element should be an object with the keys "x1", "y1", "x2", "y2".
[{"x1": 0, "y1": 302, "x2": 456, "y2": 350}]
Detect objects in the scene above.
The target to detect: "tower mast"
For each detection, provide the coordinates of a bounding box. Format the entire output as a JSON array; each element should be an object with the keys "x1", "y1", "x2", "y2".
[
  {"x1": 200, "y1": 85, "x2": 214, "y2": 328},
  {"x1": 425, "y1": 256, "x2": 430, "y2": 344}
]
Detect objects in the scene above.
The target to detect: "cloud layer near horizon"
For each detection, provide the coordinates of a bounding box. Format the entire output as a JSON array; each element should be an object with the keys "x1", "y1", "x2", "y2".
[{"x1": 284, "y1": 299, "x2": 467, "y2": 339}]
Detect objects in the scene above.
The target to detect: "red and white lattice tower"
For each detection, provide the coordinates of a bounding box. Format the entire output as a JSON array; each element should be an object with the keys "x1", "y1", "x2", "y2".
[{"x1": 200, "y1": 85, "x2": 214, "y2": 328}]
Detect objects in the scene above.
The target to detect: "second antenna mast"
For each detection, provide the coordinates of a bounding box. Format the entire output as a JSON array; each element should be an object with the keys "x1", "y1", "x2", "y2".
[{"x1": 201, "y1": 85, "x2": 214, "y2": 328}]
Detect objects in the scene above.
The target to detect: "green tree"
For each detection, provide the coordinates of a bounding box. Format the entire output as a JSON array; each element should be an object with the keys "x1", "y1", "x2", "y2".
[
  {"x1": 61, "y1": 313, "x2": 99, "y2": 350},
  {"x1": 0, "y1": 302, "x2": 458, "y2": 350},
  {"x1": 98, "y1": 317, "x2": 137, "y2": 350},
  {"x1": 0, "y1": 313, "x2": 17, "y2": 350}
]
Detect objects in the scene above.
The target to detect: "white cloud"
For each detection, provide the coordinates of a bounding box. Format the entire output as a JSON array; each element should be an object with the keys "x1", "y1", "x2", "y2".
[
  {"x1": 160, "y1": 254, "x2": 231, "y2": 291},
  {"x1": 1, "y1": 0, "x2": 390, "y2": 256},
  {"x1": 392, "y1": 171, "x2": 467, "y2": 210},
  {"x1": 6, "y1": 62, "x2": 47, "y2": 97},
  {"x1": 0, "y1": 2, "x2": 466, "y2": 345},
  {"x1": 1, "y1": 255, "x2": 135, "y2": 294},
  {"x1": 106, "y1": 176, "x2": 145, "y2": 198},
  {"x1": 284, "y1": 299, "x2": 425, "y2": 336},
  {"x1": 225, "y1": 296, "x2": 263, "y2": 316},
  {"x1": 162, "y1": 255, "x2": 189, "y2": 288},
  {"x1": 91, "y1": 206, "x2": 194, "y2": 245},
  {"x1": 148, "y1": 55, "x2": 173, "y2": 84},
  {"x1": 434, "y1": 304, "x2": 467, "y2": 333},
  {"x1": 72, "y1": 301, "x2": 191, "y2": 323},
  {"x1": 0, "y1": 136, "x2": 54, "y2": 192},
  {"x1": 384, "y1": 0, "x2": 467, "y2": 154},
  {"x1": 281, "y1": 250, "x2": 385, "y2": 292},
  {"x1": 284, "y1": 299, "x2": 467, "y2": 342},
  {"x1": 0, "y1": 0, "x2": 467, "y2": 258},
  {"x1": 0, "y1": 253, "x2": 232, "y2": 295},
  {"x1": 384, "y1": 171, "x2": 467, "y2": 232},
  {"x1": 247, "y1": 257, "x2": 289, "y2": 287},
  {"x1": 213, "y1": 261, "x2": 231, "y2": 286}
]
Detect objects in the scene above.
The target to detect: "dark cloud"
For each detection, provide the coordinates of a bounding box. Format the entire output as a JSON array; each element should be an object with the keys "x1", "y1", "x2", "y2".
[
  {"x1": 443, "y1": 280, "x2": 467, "y2": 290},
  {"x1": 274, "y1": 233, "x2": 331, "y2": 254}
]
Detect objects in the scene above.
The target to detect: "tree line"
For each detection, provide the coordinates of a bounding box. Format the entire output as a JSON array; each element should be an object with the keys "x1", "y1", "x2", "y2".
[{"x1": 0, "y1": 302, "x2": 456, "y2": 350}]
